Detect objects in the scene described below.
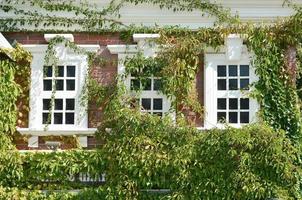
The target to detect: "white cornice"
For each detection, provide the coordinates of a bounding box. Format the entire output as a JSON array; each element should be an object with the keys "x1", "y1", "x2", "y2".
[
  {"x1": 107, "y1": 45, "x2": 138, "y2": 54},
  {"x1": 18, "y1": 128, "x2": 97, "y2": 136},
  {"x1": 44, "y1": 34, "x2": 74, "y2": 42},
  {"x1": 22, "y1": 44, "x2": 100, "y2": 53},
  {"x1": 133, "y1": 34, "x2": 160, "y2": 42}
]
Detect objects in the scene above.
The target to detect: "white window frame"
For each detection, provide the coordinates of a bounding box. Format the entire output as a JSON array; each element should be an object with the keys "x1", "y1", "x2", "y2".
[
  {"x1": 204, "y1": 50, "x2": 259, "y2": 129},
  {"x1": 107, "y1": 34, "x2": 173, "y2": 118},
  {"x1": 18, "y1": 43, "x2": 99, "y2": 136}
]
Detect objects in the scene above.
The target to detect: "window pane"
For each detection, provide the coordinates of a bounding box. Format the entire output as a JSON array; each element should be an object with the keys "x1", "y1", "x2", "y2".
[
  {"x1": 240, "y1": 99, "x2": 249, "y2": 110},
  {"x1": 217, "y1": 65, "x2": 226, "y2": 77},
  {"x1": 240, "y1": 79, "x2": 249, "y2": 90},
  {"x1": 57, "y1": 65, "x2": 64, "y2": 77},
  {"x1": 55, "y1": 99, "x2": 63, "y2": 110},
  {"x1": 229, "y1": 79, "x2": 238, "y2": 90},
  {"x1": 66, "y1": 99, "x2": 75, "y2": 110},
  {"x1": 55, "y1": 80, "x2": 64, "y2": 91},
  {"x1": 240, "y1": 112, "x2": 249, "y2": 123},
  {"x1": 153, "y1": 79, "x2": 162, "y2": 91},
  {"x1": 218, "y1": 79, "x2": 226, "y2": 90},
  {"x1": 43, "y1": 80, "x2": 52, "y2": 91},
  {"x1": 65, "y1": 113, "x2": 74, "y2": 124},
  {"x1": 153, "y1": 112, "x2": 162, "y2": 117},
  {"x1": 217, "y1": 98, "x2": 226, "y2": 110},
  {"x1": 142, "y1": 98, "x2": 151, "y2": 110},
  {"x1": 43, "y1": 99, "x2": 51, "y2": 110},
  {"x1": 42, "y1": 113, "x2": 50, "y2": 124},
  {"x1": 54, "y1": 113, "x2": 63, "y2": 124},
  {"x1": 67, "y1": 65, "x2": 76, "y2": 77},
  {"x1": 229, "y1": 98, "x2": 238, "y2": 109},
  {"x1": 130, "y1": 79, "x2": 140, "y2": 91},
  {"x1": 240, "y1": 65, "x2": 249, "y2": 76},
  {"x1": 153, "y1": 98, "x2": 163, "y2": 110},
  {"x1": 66, "y1": 80, "x2": 75, "y2": 91},
  {"x1": 44, "y1": 66, "x2": 52, "y2": 77},
  {"x1": 142, "y1": 79, "x2": 151, "y2": 90},
  {"x1": 229, "y1": 112, "x2": 238, "y2": 123},
  {"x1": 229, "y1": 65, "x2": 238, "y2": 76},
  {"x1": 217, "y1": 112, "x2": 226, "y2": 123}
]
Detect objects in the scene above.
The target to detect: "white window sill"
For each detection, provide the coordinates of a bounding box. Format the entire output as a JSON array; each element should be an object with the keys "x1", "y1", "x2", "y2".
[{"x1": 17, "y1": 128, "x2": 97, "y2": 136}]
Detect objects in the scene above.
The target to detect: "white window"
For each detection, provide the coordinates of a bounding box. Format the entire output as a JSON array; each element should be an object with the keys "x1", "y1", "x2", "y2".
[
  {"x1": 204, "y1": 53, "x2": 258, "y2": 129},
  {"x1": 19, "y1": 42, "x2": 99, "y2": 135},
  {"x1": 107, "y1": 34, "x2": 172, "y2": 118},
  {"x1": 42, "y1": 65, "x2": 77, "y2": 125},
  {"x1": 129, "y1": 74, "x2": 170, "y2": 117}
]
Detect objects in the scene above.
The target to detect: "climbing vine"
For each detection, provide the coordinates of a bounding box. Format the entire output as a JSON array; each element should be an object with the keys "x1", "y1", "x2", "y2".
[{"x1": 0, "y1": 0, "x2": 302, "y2": 199}]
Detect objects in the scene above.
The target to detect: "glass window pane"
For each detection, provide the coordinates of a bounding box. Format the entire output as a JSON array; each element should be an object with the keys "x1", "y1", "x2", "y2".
[
  {"x1": 44, "y1": 66, "x2": 52, "y2": 77},
  {"x1": 229, "y1": 112, "x2": 238, "y2": 123},
  {"x1": 57, "y1": 65, "x2": 64, "y2": 77},
  {"x1": 240, "y1": 112, "x2": 249, "y2": 123},
  {"x1": 217, "y1": 112, "x2": 226, "y2": 123},
  {"x1": 217, "y1": 98, "x2": 226, "y2": 110},
  {"x1": 240, "y1": 99, "x2": 249, "y2": 110},
  {"x1": 229, "y1": 98, "x2": 238, "y2": 109},
  {"x1": 240, "y1": 79, "x2": 249, "y2": 90},
  {"x1": 217, "y1": 65, "x2": 226, "y2": 77},
  {"x1": 56, "y1": 80, "x2": 64, "y2": 91},
  {"x1": 142, "y1": 98, "x2": 151, "y2": 110},
  {"x1": 65, "y1": 113, "x2": 74, "y2": 124},
  {"x1": 66, "y1": 99, "x2": 75, "y2": 110},
  {"x1": 229, "y1": 79, "x2": 238, "y2": 90},
  {"x1": 67, "y1": 65, "x2": 76, "y2": 77},
  {"x1": 66, "y1": 80, "x2": 75, "y2": 91},
  {"x1": 42, "y1": 113, "x2": 50, "y2": 124},
  {"x1": 240, "y1": 65, "x2": 249, "y2": 76},
  {"x1": 153, "y1": 79, "x2": 162, "y2": 91},
  {"x1": 131, "y1": 79, "x2": 140, "y2": 91},
  {"x1": 153, "y1": 98, "x2": 163, "y2": 110},
  {"x1": 142, "y1": 79, "x2": 151, "y2": 90},
  {"x1": 229, "y1": 65, "x2": 238, "y2": 76},
  {"x1": 218, "y1": 79, "x2": 226, "y2": 90},
  {"x1": 54, "y1": 99, "x2": 63, "y2": 110},
  {"x1": 43, "y1": 80, "x2": 52, "y2": 91},
  {"x1": 43, "y1": 99, "x2": 51, "y2": 110},
  {"x1": 54, "y1": 113, "x2": 63, "y2": 124}
]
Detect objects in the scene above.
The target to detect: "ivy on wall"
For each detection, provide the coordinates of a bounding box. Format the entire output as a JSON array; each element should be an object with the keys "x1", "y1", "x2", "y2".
[{"x1": 0, "y1": 0, "x2": 302, "y2": 199}]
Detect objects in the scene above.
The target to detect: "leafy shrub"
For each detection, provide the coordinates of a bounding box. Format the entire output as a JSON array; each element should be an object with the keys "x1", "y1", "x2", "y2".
[
  {"x1": 98, "y1": 109, "x2": 301, "y2": 199},
  {"x1": 0, "y1": 134, "x2": 22, "y2": 187}
]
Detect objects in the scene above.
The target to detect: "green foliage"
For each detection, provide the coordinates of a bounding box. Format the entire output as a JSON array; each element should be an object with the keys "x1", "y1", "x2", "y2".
[
  {"x1": 0, "y1": 60, "x2": 20, "y2": 134},
  {"x1": 96, "y1": 98, "x2": 301, "y2": 199},
  {"x1": 247, "y1": 26, "x2": 302, "y2": 141},
  {"x1": 0, "y1": 134, "x2": 23, "y2": 187},
  {"x1": 20, "y1": 150, "x2": 106, "y2": 189}
]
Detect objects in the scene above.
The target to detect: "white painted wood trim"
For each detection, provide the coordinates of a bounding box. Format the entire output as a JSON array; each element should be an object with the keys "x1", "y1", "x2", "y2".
[
  {"x1": 107, "y1": 45, "x2": 138, "y2": 54},
  {"x1": 133, "y1": 34, "x2": 160, "y2": 42},
  {"x1": 44, "y1": 34, "x2": 74, "y2": 42},
  {"x1": 22, "y1": 44, "x2": 99, "y2": 135},
  {"x1": 18, "y1": 128, "x2": 97, "y2": 136},
  {"x1": 0, "y1": 33, "x2": 12, "y2": 49}
]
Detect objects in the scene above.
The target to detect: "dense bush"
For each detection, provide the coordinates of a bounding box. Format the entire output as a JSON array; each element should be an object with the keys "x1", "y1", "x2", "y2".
[
  {"x1": 20, "y1": 150, "x2": 106, "y2": 189},
  {"x1": 0, "y1": 134, "x2": 22, "y2": 187},
  {"x1": 97, "y1": 109, "x2": 302, "y2": 199}
]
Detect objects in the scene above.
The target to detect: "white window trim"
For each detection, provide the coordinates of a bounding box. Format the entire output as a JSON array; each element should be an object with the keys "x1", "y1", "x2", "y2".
[
  {"x1": 18, "y1": 44, "x2": 99, "y2": 136},
  {"x1": 204, "y1": 47, "x2": 259, "y2": 129},
  {"x1": 107, "y1": 34, "x2": 173, "y2": 118}
]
